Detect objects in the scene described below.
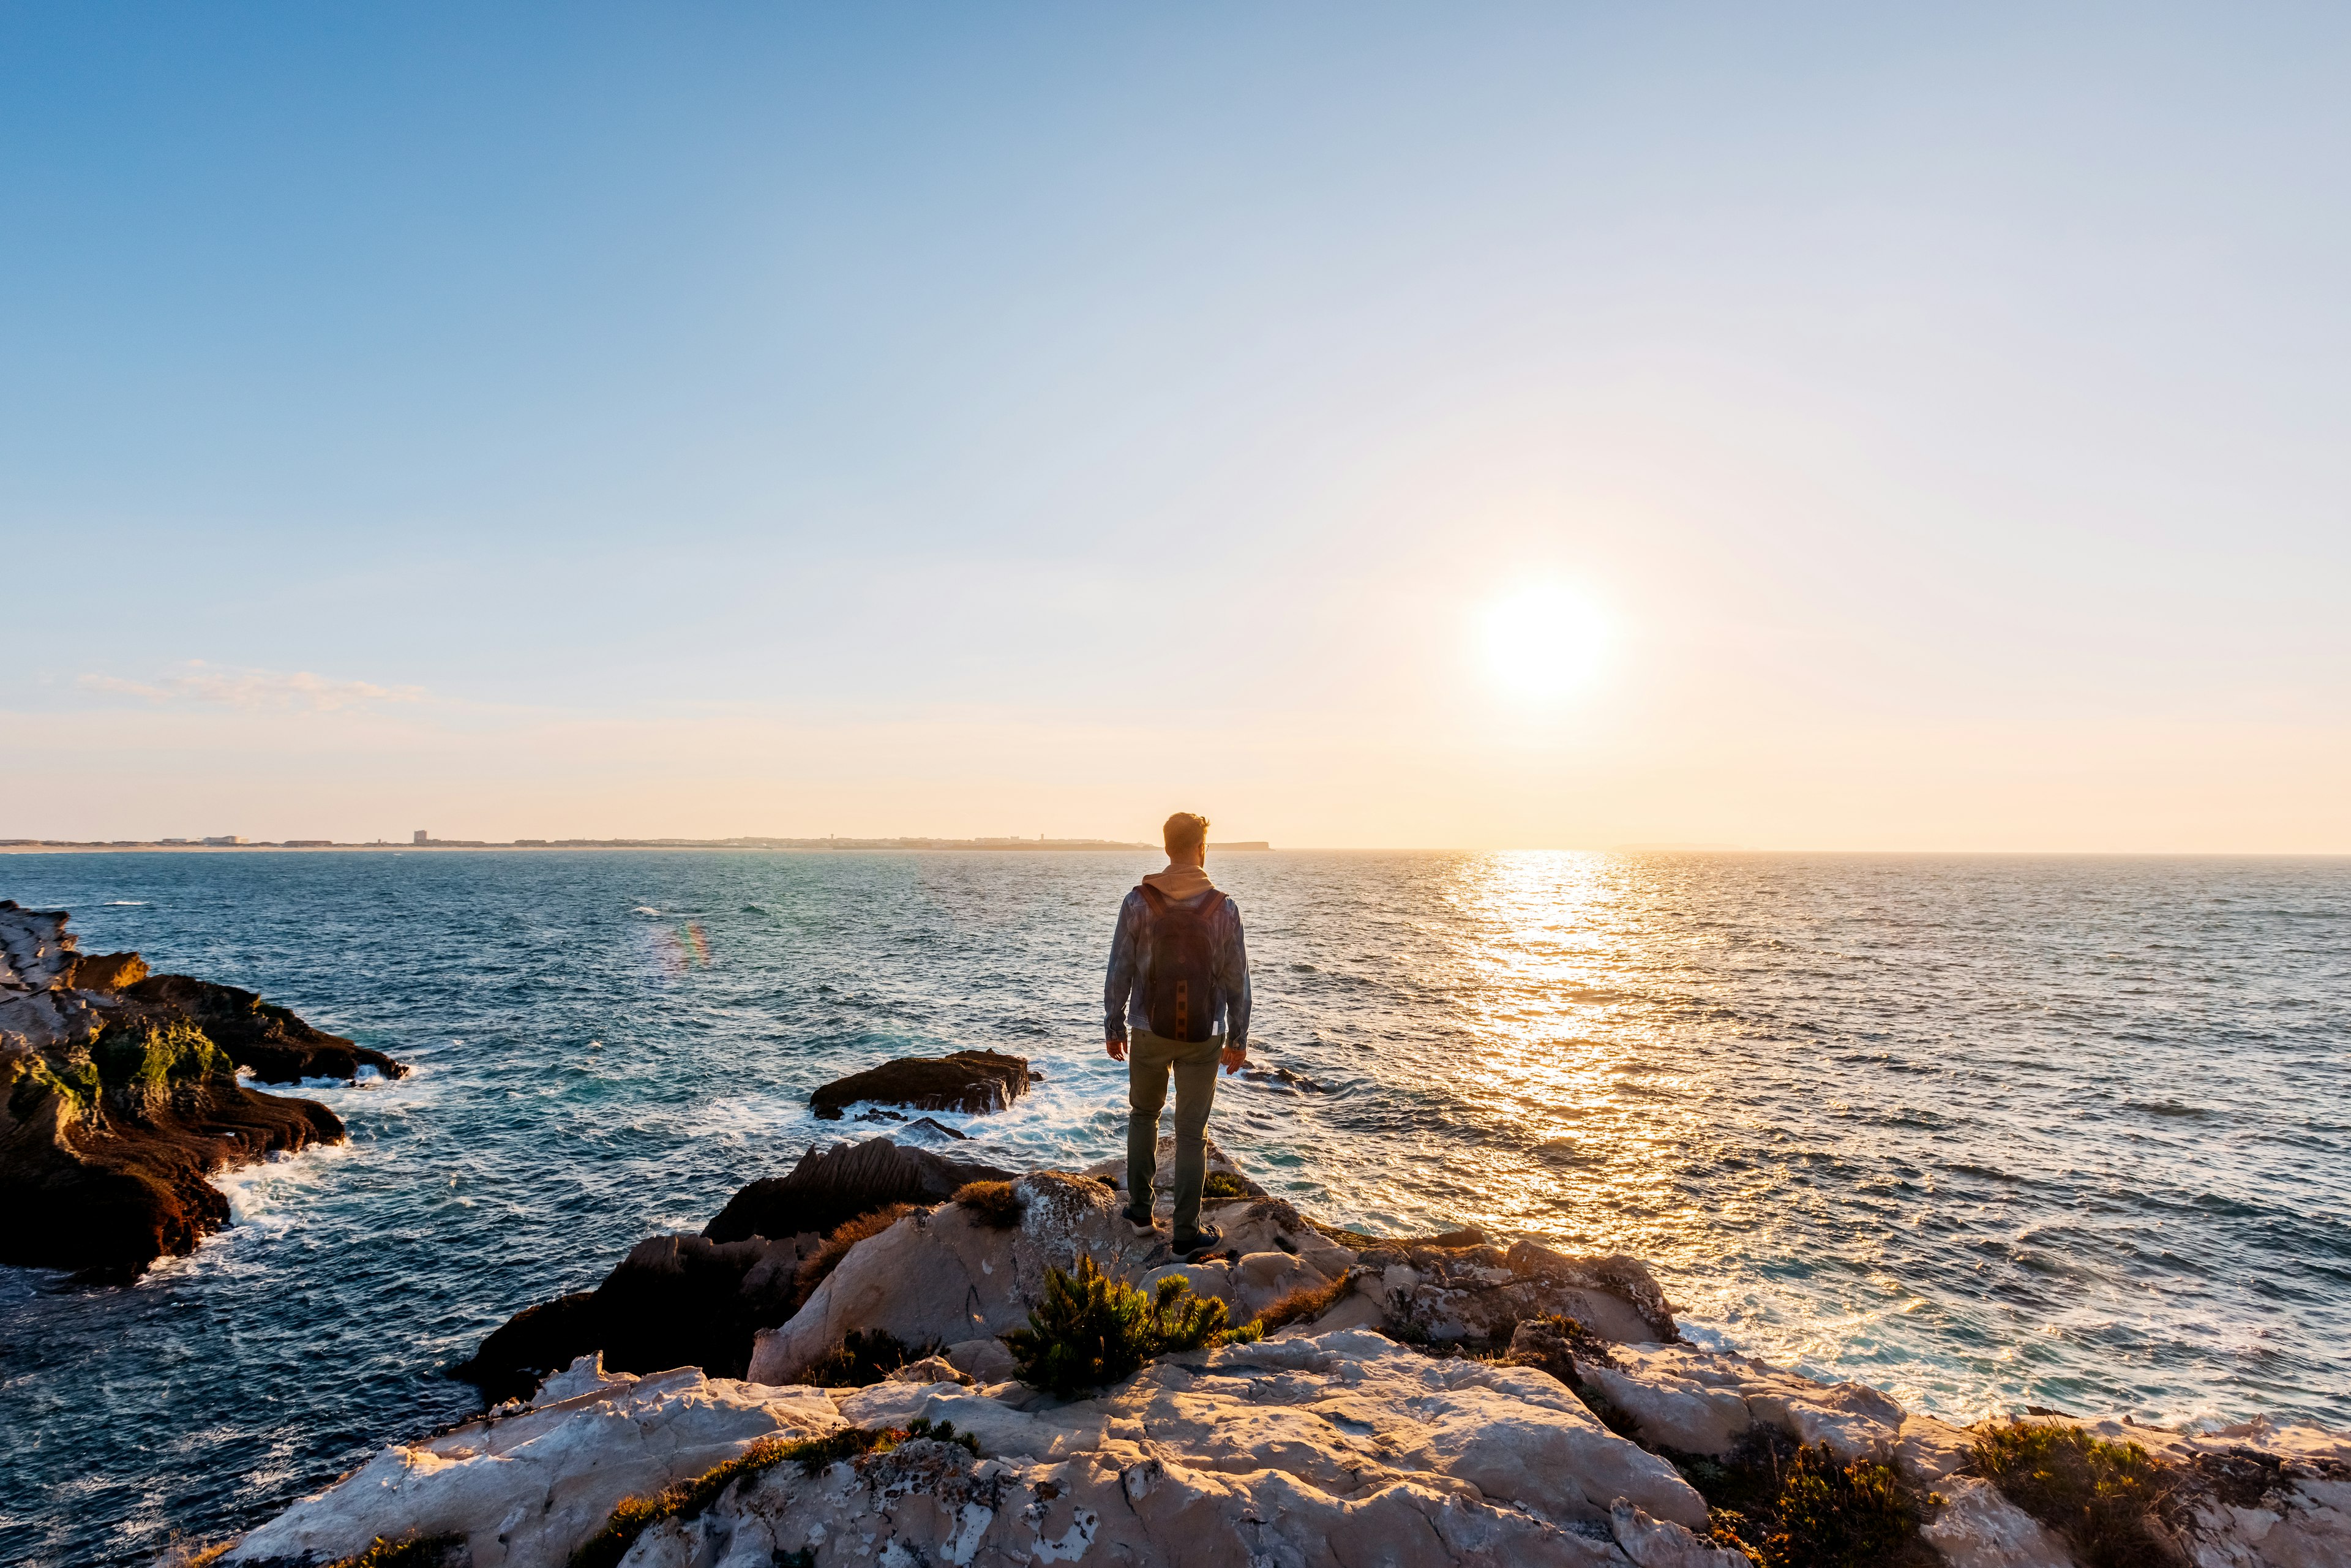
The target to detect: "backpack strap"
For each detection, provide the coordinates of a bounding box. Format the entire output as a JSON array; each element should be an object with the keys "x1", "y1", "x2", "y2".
[{"x1": 1135, "y1": 882, "x2": 1168, "y2": 915}]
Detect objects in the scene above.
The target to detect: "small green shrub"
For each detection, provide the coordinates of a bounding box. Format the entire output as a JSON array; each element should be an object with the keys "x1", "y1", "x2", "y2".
[
  {"x1": 1975, "y1": 1419, "x2": 2177, "y2": 1568},
  {"x1": 571, "y1": 1425, "x2": 929, "y2": 1568},
  {"x1": 1670, "y1": 1430, "x2": 1937, "y2": 1568},
  {"x1": 1201, "y1": 1171, "x2": 1252, "y2": 1200},
  {"x1": 93, "y1": 1017, "x2": 230, "y2": 1095},
  {"x1": 1764, "y1": 1443, "x2": 1923, "y2": 1568},
  {"x1": 953, "y1": 1179, "x2": 1024, "y2": 1228},
  {"x1": 797, "y1": 1329, "x2": 930, "y2": 1387},
  {"x1": 327, "y1": 1534, "x2": 466, "y2": 1568},
  {"x1": 1005, "y1": 1256, "x2": 1253, "y2": 1397}
]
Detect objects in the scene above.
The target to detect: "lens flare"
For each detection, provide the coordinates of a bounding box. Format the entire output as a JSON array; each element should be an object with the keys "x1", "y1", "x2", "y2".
[{"x1": 651, "y1": 920, "x2": 713, "y2": 974}]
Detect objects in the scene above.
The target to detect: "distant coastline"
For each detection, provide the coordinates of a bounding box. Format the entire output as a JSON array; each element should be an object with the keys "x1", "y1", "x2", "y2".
[{"x1": 0, "y1": 836, "x2": 1277, "y2": 854}]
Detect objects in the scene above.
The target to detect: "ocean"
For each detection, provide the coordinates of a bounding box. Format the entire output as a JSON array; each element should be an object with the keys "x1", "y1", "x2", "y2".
[{"x1": 1, "y1": 849, "x2": 2345, "y2": 1565}]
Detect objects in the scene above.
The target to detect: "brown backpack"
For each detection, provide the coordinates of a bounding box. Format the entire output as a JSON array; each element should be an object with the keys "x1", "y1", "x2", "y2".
[{"x1": 1133, "y1": 883, "x2": 1229, "y2": 1042}]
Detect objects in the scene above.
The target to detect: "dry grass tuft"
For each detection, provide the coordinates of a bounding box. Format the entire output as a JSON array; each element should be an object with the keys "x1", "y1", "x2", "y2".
[
  {"x1": 1251, "y1": 1272, "x2": 1354, "y2": 1334},
  {"x1": 796, "y1": 1328, "x2": 930, "y2": 1387},
  {"x1": 325, "y1": 1533, "x2": 467, "y2": 1568},
  {"x1": 791, "y1": 1202, "x2": 915, "y2": 1308},
  {"x1": 571, "y1": 1420, "x2": 985, "y2": 1568},
  {"x1": 953, "y1": 1180, "x2": 1024, "y2": 1228}
]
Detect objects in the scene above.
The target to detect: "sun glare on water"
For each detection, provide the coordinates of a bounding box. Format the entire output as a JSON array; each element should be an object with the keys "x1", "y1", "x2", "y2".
[{"x1": 1478, "y1": 583, "x2": 1610, "y2": 702}]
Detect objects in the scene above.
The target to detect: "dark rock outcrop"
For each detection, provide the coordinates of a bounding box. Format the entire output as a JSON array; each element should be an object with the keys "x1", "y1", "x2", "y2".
[
  {"x1": 702, "y1": 1135, "x2": 1017, "y2": 1244},
  {"x1": 808, "y1": 1048, "x2": 1033, "y2": 1120},
  {"x1": 64, "y1": 950, "x2": 149, "y2": 992},
  {"x1": 457, "y1": 1137, "x2": 1018, "y2": 1403},
  {"x1": 0, "y1": 902, "x2": 403, "y2": 1277},
  {"x1": 122, "y1": 972, "x2": 407, "y2": 1083},
  {"x1": 451, "y1": 1232, "x2": 806, "y2": 1403}
]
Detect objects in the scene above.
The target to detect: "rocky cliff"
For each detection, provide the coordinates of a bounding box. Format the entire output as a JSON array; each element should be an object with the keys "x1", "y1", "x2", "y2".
[
  {"x1": 212, "y1": 1138, "x2": 2350, "y2": 1568},
  {"x1": 0, "y1": 901, "x2": 405, "y2": 1277}
]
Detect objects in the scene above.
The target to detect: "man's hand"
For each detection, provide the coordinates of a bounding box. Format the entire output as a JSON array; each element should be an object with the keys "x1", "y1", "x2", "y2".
[
  {"x1": 1106, "y1": 1036, "x2": 1128, "y2": 1062},
  {"x1": 1221, "y1": 1045, "x2": 1247, "y2": 1075}
]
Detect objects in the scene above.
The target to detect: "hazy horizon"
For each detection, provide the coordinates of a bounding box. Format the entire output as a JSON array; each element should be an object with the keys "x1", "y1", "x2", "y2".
[{"x1": 6, "y1": 6, "x2": 2346, "y2": 853}]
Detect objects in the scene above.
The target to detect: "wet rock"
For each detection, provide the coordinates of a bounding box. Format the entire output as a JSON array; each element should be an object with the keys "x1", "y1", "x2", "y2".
[
  {"x1": 453, "y1": 1232, "x2": 804, "y2": 1402},
  {"x1": 462, "y1": 1138, "x2": 1024, "y2": 1402},
  {"x1": 701, "y1": 1135, "x2": 1016, "y2": 1244},
  {"x1": 808, "y1": 1047, "x2": 1033, "y2": 1119},
  {"x1": 121, "y1": 972, "x2": 407, "y2": 1082},
  {"x1": 449, "y1": 1292, "x2": 602, "y2": 1405},
  {"x1": 64, "y1": 950, "x2": 148, "y2": 992},
  {"x1": 0, "y1": 906, "x2": 359, "y2": 1276}
]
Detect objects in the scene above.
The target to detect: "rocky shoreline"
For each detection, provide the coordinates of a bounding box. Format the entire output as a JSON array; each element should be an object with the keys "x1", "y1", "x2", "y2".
[
  {"x1": 207, "y1": 1127, "x2": 2345, "y2": 1568},
  {"x1": 0, "y1": 902, "x2": 405, "y2": 1278}
]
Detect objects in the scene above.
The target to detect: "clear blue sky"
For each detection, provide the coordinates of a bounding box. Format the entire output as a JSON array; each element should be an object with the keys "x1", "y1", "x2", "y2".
[{"x1": 5, "y1": 4, "x2": 2347, "y2": 847}]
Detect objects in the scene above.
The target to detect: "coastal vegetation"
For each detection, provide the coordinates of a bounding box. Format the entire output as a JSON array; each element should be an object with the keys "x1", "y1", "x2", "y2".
[
  {"x1": 1005, "y1": 1255, "x2": 1260, "y2": 1397},
  {"x1": 792, "y1": 1202, "x2": 916, "y2": 1308},
  {"x1": 1974, "y1": 1419, "x2": 2177, "y2": 1567},
  {"x1": 795, "y1": 1327, "x2": 929, "y2": 1386},
  {"x1": 1250, "y1": 1270, "x2": 1354, "y2": 1334},
  {"x1": 324, "y1": 1533, "x2": 465, "y2": 1568},
  {"x1": 1200, "y1": 1169, "x2": 1253, "y2": 1200},
  {"x1": 951, "y1": 1177, "x2": 1024, "y2": 1226}
]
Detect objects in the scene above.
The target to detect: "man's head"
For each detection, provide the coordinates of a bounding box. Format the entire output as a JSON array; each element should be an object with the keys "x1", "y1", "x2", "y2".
[{"x1": 1163, "y1": 811, "x2": 1209, "y2": 866}]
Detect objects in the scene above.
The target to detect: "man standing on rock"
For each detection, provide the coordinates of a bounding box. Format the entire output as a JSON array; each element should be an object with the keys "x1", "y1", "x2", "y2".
[{"x1": 1104, "y1": 811, "x2": 1252, "y2": 1258}]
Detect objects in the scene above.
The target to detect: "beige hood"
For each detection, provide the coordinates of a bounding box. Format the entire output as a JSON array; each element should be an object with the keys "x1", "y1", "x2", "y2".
[{"x1": 1141, "y1": 863, "x2": 1215, "y2": 901}]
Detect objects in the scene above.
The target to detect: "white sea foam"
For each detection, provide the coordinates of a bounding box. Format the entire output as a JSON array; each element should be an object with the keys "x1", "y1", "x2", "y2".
[
  {"x1": 213, "y1": 1140, "x2": 362, "y2": 1230},
  {"x1": 101, "y1": 899, "x2": 148, "y2": 906}
]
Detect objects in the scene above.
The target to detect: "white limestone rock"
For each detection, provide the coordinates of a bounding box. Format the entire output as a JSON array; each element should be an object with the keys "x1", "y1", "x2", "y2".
[
  {"x1": 1609, "y1": 1500, "x2": 1753, "y2": 1567},
  {"x1": 1920, "y1": 1477, "x2": 2074, "y2": 1568},
  {"x1": 531, "y1": 1351, "x2": 628, "y2": 1406},
  {"x1": 885, "y1": 1354, "x2": 975, "y2": 1387},
  {"x1": 747, "y1": 1171, "x2": 1175, "y2": 1384},
  {"x1": 744, "y1": 1172, "x2": 1345, "y2": 1387},
  {"x1": 942, "y1": 1336, "x2": 1018, "y2": 1384},
  {"x1": 623, "y1": 1330, "x2": 1730, "y2": 1567},
  {"x1": 1578, "y1": 1340, "x2": 1976, "y2": 1482},
  {"x1": 223, "y1": 1366, "x2": 843, "y2": 1568},
  {"x1": 1327, "y1": 1238, "x2": 1678, "y2": 1347}
]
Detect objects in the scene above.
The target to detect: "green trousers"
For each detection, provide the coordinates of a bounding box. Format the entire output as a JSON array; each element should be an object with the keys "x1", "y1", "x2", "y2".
[{"x1": 1126, "y1": 1027, "x2": 1223, "y2": 1236}]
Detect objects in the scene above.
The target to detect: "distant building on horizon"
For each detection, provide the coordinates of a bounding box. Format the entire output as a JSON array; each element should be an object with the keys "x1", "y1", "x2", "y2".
[
  {"x1": 200, "y1": 835, "x2": 245, "y2": 846},
  {"x1": 414, "y1": 830, "x2": 429, "y2": 844}
]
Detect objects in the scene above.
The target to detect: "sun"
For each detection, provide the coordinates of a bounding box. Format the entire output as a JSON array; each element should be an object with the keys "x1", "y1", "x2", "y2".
[{"x1": 1477, "y1": 583, "x2": 1610, "y2": 701}]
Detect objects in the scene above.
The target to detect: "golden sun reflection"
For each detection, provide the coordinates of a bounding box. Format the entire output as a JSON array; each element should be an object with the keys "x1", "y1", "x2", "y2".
[{"x1": 1427, "y1": 852, "x2": 1720, "y2": 1264}]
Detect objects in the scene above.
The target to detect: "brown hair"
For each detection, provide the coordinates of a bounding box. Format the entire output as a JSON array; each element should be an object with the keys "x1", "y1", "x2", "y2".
[{"x1": 1163, "y1": 812, "x2": 1210, "y2": 860}]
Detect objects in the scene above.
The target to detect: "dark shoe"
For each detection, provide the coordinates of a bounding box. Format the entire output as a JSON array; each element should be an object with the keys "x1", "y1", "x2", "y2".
[
  {"x1": 1172, "y1": 1223, "x2": 1223, "y2": 1257},
  {"x1": 1121, "y1": 1207, "x2": 1158, "y2": 1236}
]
